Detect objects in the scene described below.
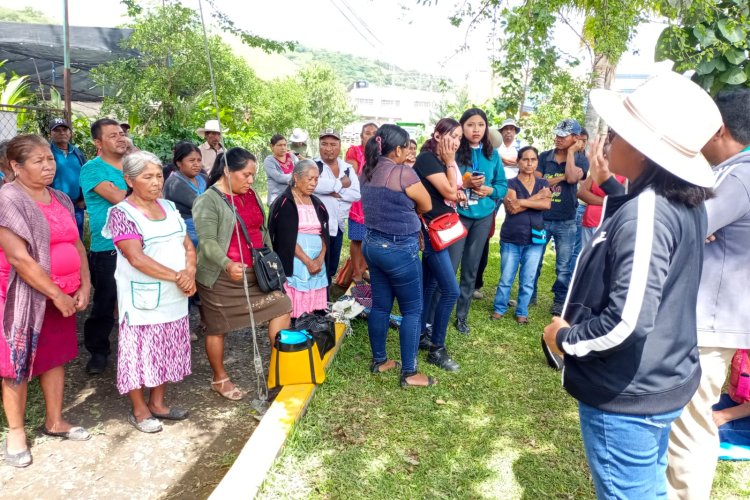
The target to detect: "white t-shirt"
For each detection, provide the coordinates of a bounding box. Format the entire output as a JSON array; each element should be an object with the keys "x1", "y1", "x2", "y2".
[{"x1": 497, "y1": 141, "x2": 524, "y2": 180}]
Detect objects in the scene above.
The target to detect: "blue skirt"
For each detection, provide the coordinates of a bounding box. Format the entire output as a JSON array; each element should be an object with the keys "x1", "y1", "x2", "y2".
[
  {"x1": 287, "y1": 233, "x2": 328, "y2": 292},
  {"x1": 348, "y1": 219, "x2": 366, "y2": 241}
]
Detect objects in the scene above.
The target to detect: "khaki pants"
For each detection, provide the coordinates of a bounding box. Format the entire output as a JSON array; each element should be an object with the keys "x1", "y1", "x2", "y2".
[{"x1": 667, "y1": 346, "x2": 735, "y2": 500}]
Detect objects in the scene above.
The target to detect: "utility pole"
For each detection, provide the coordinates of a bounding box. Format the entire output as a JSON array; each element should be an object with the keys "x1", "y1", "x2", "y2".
[{"x1": 62, "y1": 0, "x2": 72, "y2": 123}]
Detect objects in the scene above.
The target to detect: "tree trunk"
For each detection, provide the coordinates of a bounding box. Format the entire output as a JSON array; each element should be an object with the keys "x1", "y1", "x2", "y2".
[{"x1": 584, "y1": 51, "x2": 617, "y2": 136}]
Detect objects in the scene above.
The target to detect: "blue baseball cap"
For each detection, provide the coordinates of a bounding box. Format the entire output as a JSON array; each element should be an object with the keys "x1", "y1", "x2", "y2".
[{"x1": 553, "y1": 118, "x2": 582, "y2": 137}]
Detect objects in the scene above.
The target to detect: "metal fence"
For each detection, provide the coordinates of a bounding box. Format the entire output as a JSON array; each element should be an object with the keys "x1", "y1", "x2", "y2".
[{"x1": 0, "y1": 104, "x2": 66, "y2": 141}]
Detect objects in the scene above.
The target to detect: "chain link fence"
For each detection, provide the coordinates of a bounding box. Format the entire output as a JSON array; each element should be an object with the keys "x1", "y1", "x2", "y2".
[{"x1": 0, "y1": 104, "x2": 66, "y2": 141}]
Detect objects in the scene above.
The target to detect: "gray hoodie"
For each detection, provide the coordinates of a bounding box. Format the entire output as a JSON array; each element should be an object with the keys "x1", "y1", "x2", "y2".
[{"x1": 697, "y1": 149, "x2": 750, "y2": 348}]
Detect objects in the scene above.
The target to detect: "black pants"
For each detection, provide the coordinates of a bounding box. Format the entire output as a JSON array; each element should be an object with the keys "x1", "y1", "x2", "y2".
[
  {"x1": 474, "y1": 237, "x2": 490, "y2": 289},
  {"x1": 326, "y1": 229, "x2": 344, "y2": 284},
  {"x1": 84, "y1": 250, "x2": 118, "y2": 357}
]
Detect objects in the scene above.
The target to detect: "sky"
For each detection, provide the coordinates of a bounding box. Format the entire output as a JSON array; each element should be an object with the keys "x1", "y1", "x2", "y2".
[{"x1": 1, "y1": 0, "x2": 671, "y2": 89}]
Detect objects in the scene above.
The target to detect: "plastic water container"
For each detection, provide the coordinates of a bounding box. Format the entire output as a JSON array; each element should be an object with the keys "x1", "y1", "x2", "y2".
[{"x1": 280, "y1": 329, "x2": 310, "y2": 345}]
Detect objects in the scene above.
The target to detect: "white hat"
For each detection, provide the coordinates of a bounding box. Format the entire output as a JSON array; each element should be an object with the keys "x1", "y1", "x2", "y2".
[
  {"x1": 488, "y1": 128, "x2": 503, "y2": 149},
  {"x1": 499, "y1": 118, "x2": 521, "y2": 133},
  {"x1": 589, "y1": 72, "x2": 721, "y2": 188},
  {"x1": 196, "y1": 119, "x2": 222, "y2": 139},
  {"x1": 289, "y1": 128, "x2": 308, "y2": 143}
]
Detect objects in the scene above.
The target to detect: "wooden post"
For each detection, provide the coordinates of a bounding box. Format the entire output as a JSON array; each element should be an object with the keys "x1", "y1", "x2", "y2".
[{"x1": 62, "y1": 0, "x2": 72, "y2": 123}]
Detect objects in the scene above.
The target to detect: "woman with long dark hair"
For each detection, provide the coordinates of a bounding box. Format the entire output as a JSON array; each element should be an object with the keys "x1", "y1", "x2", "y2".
[
  {"x1": 163, "y1": 142, "x2": 206, "y2": 247},
  {"x1": 193, "y1": 148, "x2": 292, "y2": 401},
  {"x1": 414, "y1": 118, "x2": 465, "y2": 371},
  {"x1": 360, "y1": 124, "x2": 433, "y2": 387},
  {"x1": 542, "y1": 73, "x2": 720, "y2": 498},
  {"x1": 449, "y1": 108, "x2": 507, "y2": 334}
]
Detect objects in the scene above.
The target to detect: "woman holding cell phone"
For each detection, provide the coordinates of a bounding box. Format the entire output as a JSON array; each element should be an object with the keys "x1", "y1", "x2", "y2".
[{"x1": 444, "y1": 108, "x2": 507, "y2": 335}]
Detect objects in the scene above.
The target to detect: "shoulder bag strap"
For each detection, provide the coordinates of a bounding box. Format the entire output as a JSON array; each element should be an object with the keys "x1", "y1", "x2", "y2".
[{"x1": 210, "y1": 186, "x2": 254, "y2": 249}]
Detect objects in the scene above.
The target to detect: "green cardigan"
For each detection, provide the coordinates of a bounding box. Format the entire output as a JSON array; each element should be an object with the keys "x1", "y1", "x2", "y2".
[{"x1": 193, "y1": 186, "x2": 272, "y2": 288}]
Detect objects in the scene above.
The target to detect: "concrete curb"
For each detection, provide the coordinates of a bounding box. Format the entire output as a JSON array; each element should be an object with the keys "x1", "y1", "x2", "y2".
[{"x1": 210, "y1": 323, "x2": 346, "y2": 499}]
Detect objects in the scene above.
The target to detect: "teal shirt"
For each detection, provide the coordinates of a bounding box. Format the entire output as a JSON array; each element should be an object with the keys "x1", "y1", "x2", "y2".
[
  {"x1": 456, "y1": 147, "x2": 508, "y2": 219},
  {"x1": 79, "y1": 156, "x2": 127, "y2": 251}
]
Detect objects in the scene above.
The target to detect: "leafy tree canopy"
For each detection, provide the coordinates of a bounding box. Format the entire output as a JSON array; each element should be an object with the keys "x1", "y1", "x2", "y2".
[{"x1": 0, "y1": 6, "x2": 54, "y2": 24}]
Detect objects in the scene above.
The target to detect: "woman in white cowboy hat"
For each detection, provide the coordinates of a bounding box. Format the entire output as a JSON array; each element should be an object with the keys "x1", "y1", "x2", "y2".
[
  {"x1": 196, "y1": 120, "x2": 225, "y2": 172},
  {"x1": 542, "y1": 72, "x2": 722, "y2": 499}
]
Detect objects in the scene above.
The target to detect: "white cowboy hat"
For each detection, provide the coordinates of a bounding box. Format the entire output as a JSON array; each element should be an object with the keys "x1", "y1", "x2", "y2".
[
  {"x1": 196, "y1": 119, "x2": 222, "y2": 139},
  {"x1": 289, "y1": 127, "x2": 308, "y2": 143},
  {"x1": 589, "y1": 71, "x2": 721, "y2": 188}
]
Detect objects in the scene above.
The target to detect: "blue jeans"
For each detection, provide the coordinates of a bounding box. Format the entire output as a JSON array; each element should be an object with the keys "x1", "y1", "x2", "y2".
[
  {"x1": 363, "y1": 230, "x2": 422, "y2": 374},
  {"x1": 493, "y1": 242, "x2": 544, "y2": 318},
  {"x1": 421, "y1": 230, "x2": 459, "y2": 347},
  {"x1": 579, "y1": 402, "x2": 682, "y2": 499},
  {"x1": 74, "y1": 205, "x2": 85, "y2": 241},
  {"x1": 326, "y1": 229, "x2": 344, "y2": 283},
  {"x1": 531, "y1": 219, "x2": 576, "y2": 305},
  {"x1": 714, "y1": 394, "x2": 750, "y2": 447},
  {"x1": 569, "y1": 203, "x2": 586, "y2": 275}
]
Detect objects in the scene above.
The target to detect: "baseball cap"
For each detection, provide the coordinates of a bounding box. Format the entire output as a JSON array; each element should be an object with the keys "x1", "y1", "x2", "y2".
[
  {"x1": 553, "y1": 119, "x2": 582, "y2": 137},
  {"x1": 49, "y1": 118, "x2": 70, "y2": 131},
  {"x1": 319, "y1": 128, "x2": 341, "y2": 140}
]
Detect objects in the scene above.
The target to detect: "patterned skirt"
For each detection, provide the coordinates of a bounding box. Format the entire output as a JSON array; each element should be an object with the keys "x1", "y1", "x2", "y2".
[{"x1": 116, "y1": 315, "x2": 191, "y2": 394}]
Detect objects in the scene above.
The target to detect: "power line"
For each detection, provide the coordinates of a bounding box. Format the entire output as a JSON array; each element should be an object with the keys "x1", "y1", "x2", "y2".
[
  {"x1": 328, "y1": 0, "x2": 380, "y2": 49},
  {"x1": 339, "y1": 0, "x2": 384, "y2": 47}
]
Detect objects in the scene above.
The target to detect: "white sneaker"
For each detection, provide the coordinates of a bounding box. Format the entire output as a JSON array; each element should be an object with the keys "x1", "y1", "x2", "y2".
[{"x1": 472, "y1": 289, "x2": 484, "y2": 299}]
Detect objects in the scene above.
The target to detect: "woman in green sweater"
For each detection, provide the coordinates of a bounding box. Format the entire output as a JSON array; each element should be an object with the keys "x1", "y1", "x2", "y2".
[{"x1": 447, "y1": 108, "x2": 507, "y2": 334}]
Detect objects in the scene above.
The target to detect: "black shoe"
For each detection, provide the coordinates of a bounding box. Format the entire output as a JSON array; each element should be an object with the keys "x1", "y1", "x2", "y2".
[
  {"x1": 427, "y1": 347, "x2": 460, "y2": 372},
  {"x1": 86, "y1": 354, "x2": 107, "y2": 375},
  {"x1": 550, "y1": 302, "x2": 564, "y2": 317},
  {"x1": 418, "y1": 332, "x2": 433, "y2": 351},
  {"x1": 455, "y1": 318, "x2": 470, "y2": 335}
]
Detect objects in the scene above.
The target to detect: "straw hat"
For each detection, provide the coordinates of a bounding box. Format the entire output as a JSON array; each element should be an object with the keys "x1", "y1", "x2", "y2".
[
  {"x1": 589, "y1": 72, "x2": 721, "y2": 187},
  {"x1": 289, "y1": 128, "x2": 309, "y2": 143},
  {"x1": 196, "y1": 119, "x2": 222, "y2": 139}
]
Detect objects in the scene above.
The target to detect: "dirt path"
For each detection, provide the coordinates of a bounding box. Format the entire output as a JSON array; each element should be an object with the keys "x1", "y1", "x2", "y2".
[{"x1": 0, "y1": 309, "x2": 273, "y2": 500}]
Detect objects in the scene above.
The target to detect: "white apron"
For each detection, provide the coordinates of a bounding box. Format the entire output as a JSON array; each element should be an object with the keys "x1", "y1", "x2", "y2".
[{"x1": 103, "y1": 199, "x2": 188, "y2": 326}]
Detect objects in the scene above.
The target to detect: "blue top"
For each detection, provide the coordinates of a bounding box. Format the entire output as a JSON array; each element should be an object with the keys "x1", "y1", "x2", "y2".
[
  {"x1": 500, "y1": 177, "x2": 550, "y2": 245},
  {"x1": 537, "y1": 149, "x2": 589, "y2": 221},
  {"x1": 456, "y1": 146, "x2": 507, "y2": 220},
  {"x1": 80, "y1": 156, "x2": 127, "y2": 252},
  {"x1": 50, "y1": 142, "x2": 86, "y2": 202},
  {"x1": 360, "y1": 157, "x2": 421, "y2": 236}
]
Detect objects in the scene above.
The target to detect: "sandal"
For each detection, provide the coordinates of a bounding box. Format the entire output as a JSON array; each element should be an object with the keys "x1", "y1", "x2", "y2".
[
  {"x1": 211, "y1": 377, "x2": 243, "y2": 401},
  {"x1": 127, "y1": 413, "x2": 162, "y2": 434},
  {"x1": 42, "y1": 426, "x2": 91, "y2": 441},
  {"x1": 370, "y1": 359, "x2": 401, "y2": 374},
  {"x1": 400, "y1": 371, "x2": 437, "y2": 388},
  {"x1": 3, "y1": 439, "x2": 31, "y2": 468},
  {"x1": 516, "y1": 316, "x2": 529, "y2": 325}
]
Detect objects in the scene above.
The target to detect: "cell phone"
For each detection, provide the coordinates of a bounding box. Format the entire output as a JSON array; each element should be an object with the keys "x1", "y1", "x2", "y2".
[
  {"x1": 471, "y1": 171, "x2": 484, "y2": 177},
  {"x1": 344, "y1": 168, "x2": 351, "y2": 177}
]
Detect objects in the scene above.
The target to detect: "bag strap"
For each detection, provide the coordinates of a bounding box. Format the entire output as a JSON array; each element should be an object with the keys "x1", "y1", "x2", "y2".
[
  {"x1": 307, "y1": 337, "x2": 317, "y2": 385},
  {"x1": 211, "y1": 186, "x2": 254, "y2": 249}
]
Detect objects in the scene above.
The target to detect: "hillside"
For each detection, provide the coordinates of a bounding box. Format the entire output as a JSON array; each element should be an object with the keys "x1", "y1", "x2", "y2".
[{"x1": 285, "y1": 45, "x2": 449, "y2": 90}]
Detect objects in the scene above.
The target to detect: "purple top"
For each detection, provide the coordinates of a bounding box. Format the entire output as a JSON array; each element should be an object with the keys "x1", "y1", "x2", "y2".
[{"x1": 360, "y1": 157, "x2": 421, "y2": 235}]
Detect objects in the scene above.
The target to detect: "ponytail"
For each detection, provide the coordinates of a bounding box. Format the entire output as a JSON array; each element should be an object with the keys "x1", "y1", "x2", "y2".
[{"x1": 362, "y1": 124, "x2": 410, "y2": 182}]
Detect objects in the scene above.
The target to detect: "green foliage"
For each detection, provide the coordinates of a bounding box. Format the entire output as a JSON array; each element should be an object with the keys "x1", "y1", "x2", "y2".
[
  {"x1": 520, "y1": 73, "x2": 589, "y2": 149},
  {"x1": 0, "y1": 6, "x2": 54, "y2": 23},
  {"x1": 92, "y1": 3, "x2": 262, "y2": 138},
  {"x1": 0, "y1": 60, "x2": 31, "y2": 107},
  {"x1": 286, "y1": 46, "x2": 446, "y2": 91},
  {"x1": 297, "y1": 64, "x2": 356, "y2": 136},
  {"x1": 656, "y1": 0, "x2": 750, "y2": 94}
]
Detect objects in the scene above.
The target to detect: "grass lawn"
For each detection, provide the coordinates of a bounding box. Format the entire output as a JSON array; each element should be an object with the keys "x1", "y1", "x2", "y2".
[{"x1": 259, "y1": 240, "x2": 750, "y2": 499}]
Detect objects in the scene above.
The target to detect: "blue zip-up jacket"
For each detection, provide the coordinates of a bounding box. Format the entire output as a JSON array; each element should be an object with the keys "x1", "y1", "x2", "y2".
[
  {"x1": 555, "y1": 187, "x2": 706, "y2": 414},
  {"x1": 456, "y1": 147, "x2": 507, "y2": 219}
]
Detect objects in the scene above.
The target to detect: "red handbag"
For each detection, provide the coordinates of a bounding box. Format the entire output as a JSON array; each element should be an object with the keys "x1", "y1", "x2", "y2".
[
  {"x1": 423, "y1": 212, "x2": 467, "y2": 251},
  {"x1": 729, "y1": 349, "x2": 750, "y2": 404}
]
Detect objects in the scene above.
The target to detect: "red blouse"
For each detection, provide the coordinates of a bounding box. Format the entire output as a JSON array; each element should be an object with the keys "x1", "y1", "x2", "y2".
[{"x1": 225, "y1": 191, "x2": 264, "y2": 265}]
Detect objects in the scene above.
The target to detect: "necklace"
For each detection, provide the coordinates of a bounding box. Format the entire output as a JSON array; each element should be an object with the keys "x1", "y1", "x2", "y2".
[{"x1": 292, "y1": 188, "x2": 312, "y2": 205}]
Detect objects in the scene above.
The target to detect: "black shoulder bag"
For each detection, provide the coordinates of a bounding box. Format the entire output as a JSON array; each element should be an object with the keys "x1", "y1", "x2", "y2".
[{"x1": 212, "y1": 187, "x2": 287, "y2": 293}]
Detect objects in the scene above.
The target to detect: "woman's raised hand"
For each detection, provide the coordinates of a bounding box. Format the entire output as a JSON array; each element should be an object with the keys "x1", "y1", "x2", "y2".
[{"x1": 588, "y1": 135, "x2": 613, "y2": 186}]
